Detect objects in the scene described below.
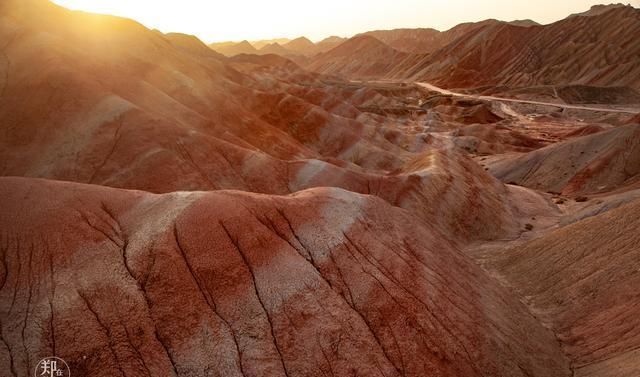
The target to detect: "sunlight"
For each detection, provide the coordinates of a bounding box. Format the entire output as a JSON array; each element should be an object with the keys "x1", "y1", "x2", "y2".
[{"x1": 51, "y1": 0, "x2": 622, "y2": 42}]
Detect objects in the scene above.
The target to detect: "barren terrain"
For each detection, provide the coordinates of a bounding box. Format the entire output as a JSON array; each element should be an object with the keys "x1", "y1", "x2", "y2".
[{"x1": 1, "y1": 1, "x2": 640, "y2": 376}]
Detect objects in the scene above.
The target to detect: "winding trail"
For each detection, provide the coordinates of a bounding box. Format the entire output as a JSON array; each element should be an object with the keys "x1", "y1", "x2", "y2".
[{"x1": 417, "y1": 82, "x2": 640, "y2": 114}]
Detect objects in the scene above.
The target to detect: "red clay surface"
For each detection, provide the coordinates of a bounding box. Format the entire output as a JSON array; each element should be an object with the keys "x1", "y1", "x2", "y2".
[{"x1": 1, "y1": 1, "x2": 640, "y2": 376}]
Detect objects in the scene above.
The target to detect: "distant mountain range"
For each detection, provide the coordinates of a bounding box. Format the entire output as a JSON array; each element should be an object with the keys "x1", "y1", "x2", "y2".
[
  {"x1": 209, "y1": 36, "x2": 347, "y2": 57},
  {"x1": 386, "y1": 4, "x2": 640, "y2": 89},
  {"x1": 209, "y1": 4, "x2": 640, "y2": 90}
]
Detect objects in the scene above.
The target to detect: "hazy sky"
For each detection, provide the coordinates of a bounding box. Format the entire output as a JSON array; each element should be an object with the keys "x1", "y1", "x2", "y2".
[{"x1": 52, "y1": 0, "x2": 640, "y2": 43}]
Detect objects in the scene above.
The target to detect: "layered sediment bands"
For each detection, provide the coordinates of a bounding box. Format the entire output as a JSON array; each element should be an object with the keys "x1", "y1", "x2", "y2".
[
  {"x1": 0, "y1": 0, "x2": 408, "y2": 185},
  {"x1": 0, "y1": 0, "x2": 552, "y2": 246},
  {"x1": 308, "y1": 6, "x2": 640, "y2": 91},
  {"x1": 0, "y1": 177, "x2": 570, "y2": 377},
  {"x1": 486, "y1": 198, "x2": 640, "y2": 377},
  {"x1": 393, "y1": 5, "x2": 640, "y2": 89},
  {"x1": 487, "y1": 124, "x2": 640, "y2": 195},
  {"x1": 2, "y1": 1, "x2": 639, "y2": 377}
]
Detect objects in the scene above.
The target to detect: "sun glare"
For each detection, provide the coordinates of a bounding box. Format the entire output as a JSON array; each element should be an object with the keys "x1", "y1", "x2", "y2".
[{"x1": 51, "y1": 0, "x2": 631, "y2": 43}]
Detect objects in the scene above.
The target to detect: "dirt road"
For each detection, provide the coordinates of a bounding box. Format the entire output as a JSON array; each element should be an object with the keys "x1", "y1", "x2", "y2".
[{"x1": 417, "y1": 82, "x2": 640, "y2": 114}]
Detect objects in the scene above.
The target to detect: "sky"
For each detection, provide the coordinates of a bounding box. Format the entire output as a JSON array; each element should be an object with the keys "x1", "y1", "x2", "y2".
[{"x1": 52, "y1": 0, "x2": 640, "y2": 43}]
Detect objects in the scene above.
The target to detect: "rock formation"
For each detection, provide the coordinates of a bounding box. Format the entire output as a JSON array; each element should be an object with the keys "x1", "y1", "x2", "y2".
[{"x1": 1, "y1": 1, "x2": 640, "y2": 376}]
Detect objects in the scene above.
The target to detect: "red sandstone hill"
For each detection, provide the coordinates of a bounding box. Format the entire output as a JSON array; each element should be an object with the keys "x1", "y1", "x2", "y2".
[
  {"x1": 358, "y1": 28, "x2": 441, "y2": 53},
  {"x1": 303, "y1": 5, "x2": 640, "y2": 91},
  {"x1": 283, "y1": 37, "x2": 317, "y2": 55},
  {"x1": 305, "y1": 35, "x2": 408, "y2": 79},
  {"x1": 487, "y1": 123, "x2": 640, "y2": 195},
  {"x1": 427, "y1": 19, "x2": 507, "y2": 51},
  {"x1": 2, "y1": 1, "x2": 640, "y2": 376},
  {"x1": 394, "y1": 4, "x2": 640, "y2": 89},
  {"x1": 0, "y1": 176, "x2": 570, "y2": 377},
  {"x1": 308, "y1": 20, "x2": 504, "y2": 77},
  {"x1": 356, "y1": 19, "x2": 533, "y2": 55},
  {"x1": 305, "y1": 19, "x2": 510, "y2": 77},
  {"x1": 569, "y1": 2, "x2": 631, "y2": 17},
  {"x1": 315, "y1": 36, "x2": 347, "y2": 53},
  {"x1": 258, "y1": 42, "x2": 293, "y2": 56},
  {"x1": 0, "y1": 0, "x2": 550, "y2": 246},
  {"x1": 207, "y1": 18, "x2": 536, "y2": 62}
]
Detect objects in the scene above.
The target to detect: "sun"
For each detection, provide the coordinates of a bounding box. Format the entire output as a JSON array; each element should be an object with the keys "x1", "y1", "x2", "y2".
[
  {"x1": 50, "y1": 0, "x2": 621, "y2": 43},
  {"x1": 50, "y1": 0, "x2": 279, "y2": 43}
]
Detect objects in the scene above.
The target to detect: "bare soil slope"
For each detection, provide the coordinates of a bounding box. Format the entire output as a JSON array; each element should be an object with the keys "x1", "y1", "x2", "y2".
[
  {"x1": 0, "y1": 177, "x2": 570, "y2": 377},
  {"x1": 487, "y1": 124, "x2": 640, "y2": 195},
  {"x1": 485, "y1": 198, "x2": 640, "y2": 377},
  {"x1": 305, "y1": 36, "x2": 408, "y2": 79},
  {"x1": 1, "y1": 1, "x2": 639, "y2": 377},
  {"x1": 399, "y1": 5, "x2": 640, "y2": 90}
]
